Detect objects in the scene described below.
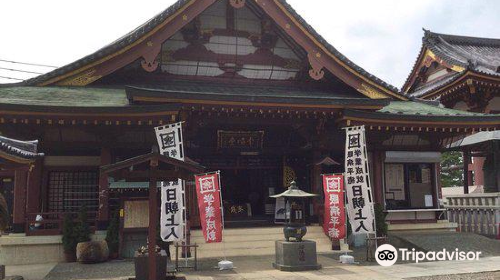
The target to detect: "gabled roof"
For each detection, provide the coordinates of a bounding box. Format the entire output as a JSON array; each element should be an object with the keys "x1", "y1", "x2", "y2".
[
  {"x1": 403, "y1": 29, "x2": 500, "y2": 95},
  {"x1": 421, "y1": 30, "x2": 500, "y2": 75},
  {"x1": 20, "y1": 0, "x2": 404, "y2": 100}
]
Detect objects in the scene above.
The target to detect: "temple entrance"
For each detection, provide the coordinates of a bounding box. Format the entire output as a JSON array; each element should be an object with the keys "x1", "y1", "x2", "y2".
[{"x1": 220, "y1": 168, "x2": 281, "y2": 227}]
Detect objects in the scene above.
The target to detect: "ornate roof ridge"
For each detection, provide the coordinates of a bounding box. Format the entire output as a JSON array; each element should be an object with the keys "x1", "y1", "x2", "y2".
[{"x1": 424, "y1": 29, "x2": 500, "y2": 47}]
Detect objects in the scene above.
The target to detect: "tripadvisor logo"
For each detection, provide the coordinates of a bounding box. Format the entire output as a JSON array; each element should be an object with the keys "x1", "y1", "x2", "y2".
[{"x1": 375, "y1": 244, "x2": 482, "y2": 267}]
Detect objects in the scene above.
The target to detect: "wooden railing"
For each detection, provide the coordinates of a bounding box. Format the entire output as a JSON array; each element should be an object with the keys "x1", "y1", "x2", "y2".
[
  {"x1": 25, "y1": 211, "x2": 97, "y2": 236},
  {"x1": 444, "y1": 193, "x2": 500, "y2": 238}
]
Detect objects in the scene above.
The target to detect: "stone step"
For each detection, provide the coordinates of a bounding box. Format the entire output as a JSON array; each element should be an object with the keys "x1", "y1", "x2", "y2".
[
  {"x1": 186, "y1": 226, "x2": 335, "y2": 259},
  {"x1": 190, "y1": 226, "x2": 327, "y2": 237},
  {"x1": 388, "y1": 222, "x2": 458, "y2": 231}
]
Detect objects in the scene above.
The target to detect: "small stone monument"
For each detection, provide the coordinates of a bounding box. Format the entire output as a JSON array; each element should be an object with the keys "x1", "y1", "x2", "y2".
[{"x1": 270, "y1": 181, "x2": 321, "y2": 271}]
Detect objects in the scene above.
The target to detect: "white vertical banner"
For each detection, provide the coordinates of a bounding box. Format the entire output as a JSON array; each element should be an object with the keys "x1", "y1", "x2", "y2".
[
  {"x1": 155, "y1": 122, "x2": 184, "y2": 161},
  {"x1": 161, "y1": 179, "x2": 185, "y2": 242},
  {"x1": 344, "y1": 125, "x2": 376, "y2": 235}
]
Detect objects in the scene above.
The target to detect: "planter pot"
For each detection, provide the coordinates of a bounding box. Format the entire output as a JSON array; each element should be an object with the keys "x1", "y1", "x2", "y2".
[
  {"x1": 76, "y1": 240, "x2": 109, "y2": 263},
  {"x1": 134, "y1": 251, "x2": 168, "y2": 280},
  {"x1": 109, "y1": 252, "x2": 119, "y2": 260},
  {"x1": 64, "y1": 251, "x2": 77, "y2": 263}
]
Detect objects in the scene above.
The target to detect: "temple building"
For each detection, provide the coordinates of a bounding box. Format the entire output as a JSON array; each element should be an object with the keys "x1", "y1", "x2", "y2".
[
  {"x1": 403, "y1": 30, "x2": 500, "y2": 192},
  {"x1": 1, "y1": 0, "x2": 500, "y2": 264}
]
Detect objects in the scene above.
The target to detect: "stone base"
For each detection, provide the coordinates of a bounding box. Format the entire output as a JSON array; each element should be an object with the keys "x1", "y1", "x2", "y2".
[
  {"x1": 273, "y1": 240, "x2": 321, "y2": 271},
  {"x1": 134, "y1": 251, "x2": 168, "y2": 280}
]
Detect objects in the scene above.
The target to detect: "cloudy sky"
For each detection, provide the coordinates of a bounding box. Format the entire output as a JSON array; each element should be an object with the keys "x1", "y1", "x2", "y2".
[{"x1": 1, "y1": 0, "x2": 499, "y2": 88}]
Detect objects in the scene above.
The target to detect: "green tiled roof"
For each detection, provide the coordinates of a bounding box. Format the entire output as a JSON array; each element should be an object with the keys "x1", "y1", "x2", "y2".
[
  {"x1": 0, "y1": 86, "x2": 128, "y2": 107},
  {"x1": 378, "y1": 101, "x2": 482, "y2": 116}
]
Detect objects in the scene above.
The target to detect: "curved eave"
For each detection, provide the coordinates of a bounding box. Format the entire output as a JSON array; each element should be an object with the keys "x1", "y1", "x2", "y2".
[
  {"x1": 403, "y1": 30, "x2": 469, "y2": 95},
  {"x1": 0, "y1": 103, "x2": 180, "y2": 117},
  {"x1": 402, "y1": 44, "x2": 427, "y2": 93},
  {"x1": 419, "y1": 70, "x2": 500, "y2": 100},
  {"x1": 126, "y1": 86, "x2": 391, "y2": 110},
  {"x1": 341, "y1": 109, "x2": 500, "y2": 127},
  {"x1": 0, "y1": 150, "x2": 40, "y2": 165}
]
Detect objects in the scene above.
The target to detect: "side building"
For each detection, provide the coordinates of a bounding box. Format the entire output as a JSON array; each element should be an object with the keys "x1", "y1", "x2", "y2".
[{"x1": 403, "y1": 29, "x2": 500, "y2": 192}]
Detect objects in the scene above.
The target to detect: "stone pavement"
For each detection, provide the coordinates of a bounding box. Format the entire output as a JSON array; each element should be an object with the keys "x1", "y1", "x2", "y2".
[
  {"x1": 33, "y1": 254, "x2": 500, "y2": 280},
  {"x1": 5, "y1": 263, "x2": 56, "y2": 280}
]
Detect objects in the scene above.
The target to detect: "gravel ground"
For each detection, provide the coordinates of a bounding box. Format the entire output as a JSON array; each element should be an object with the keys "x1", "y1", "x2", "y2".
[
  {"x1": 406, "y1": 271, "x2": 500, "y2": 280},
  {"x1": 390, "y1": 231, "x2": 500, "y2": 257}
]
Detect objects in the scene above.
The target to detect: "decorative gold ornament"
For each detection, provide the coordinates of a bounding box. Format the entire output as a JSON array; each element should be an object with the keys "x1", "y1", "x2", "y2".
[
  {"x1": 57, "y1": 69, "x2": 102, "y2": 86},
  {"x1": 357, "y1": 83, "x2": 387, "y2": 99},
  {"x1": 283, "y1": 165, "x2": 296, "y2": 188}
]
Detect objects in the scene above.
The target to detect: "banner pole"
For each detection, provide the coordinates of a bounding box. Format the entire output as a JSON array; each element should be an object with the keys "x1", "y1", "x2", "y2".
[
  {"x1": 342, "y1": 173, "x2": 348, "y2": 252},
  {"x1": 217, "y1": 170, "x2": 227, "y2": 261},
  {"x1": 182, "y1": 180, "x2": 188, "y2": 267}
]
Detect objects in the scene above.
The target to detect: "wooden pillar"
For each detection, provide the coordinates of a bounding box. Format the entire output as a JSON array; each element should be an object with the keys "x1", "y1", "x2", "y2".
[
  {"x1": 148, "y1": 160, "x2": 158, "y2": 280},
  {"x1": 97, "y1": 147, "x2": 111, "y2": 229},
  {"x1": 463, "y1": 149, "x2": 470, "y2": 194},
  {"x1": 26, "y1": 159, "x2": 43, "y2": 214},
  {"x1": 372, "y1": 151, "x2": 384, "y2": 205},
  {"x1": 12, "y1": 168, "x2": 28, "y2": 233}
]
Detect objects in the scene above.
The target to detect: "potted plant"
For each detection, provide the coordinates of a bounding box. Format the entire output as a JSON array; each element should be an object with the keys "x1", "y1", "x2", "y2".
[
  {"x1": 75, "y1": 205, "x2": 109, "y2": 263},
  {"x1": 62, "y1": 214, "x2": 77, "y2": 262},
  {"x1": 134, "y1": 245, "x2": 168, "y2": 280},
  {"x1": 106, "y1": 211, "x2": 120, "y2": 259}
]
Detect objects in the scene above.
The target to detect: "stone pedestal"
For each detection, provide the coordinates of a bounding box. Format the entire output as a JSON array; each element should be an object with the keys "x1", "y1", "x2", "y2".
[
  {"x1": 134, "y1": 251, "x2": 168, "y2": 280},
  {"x1": 273, "y1": 240, "x2": 321, "y2": 271}
]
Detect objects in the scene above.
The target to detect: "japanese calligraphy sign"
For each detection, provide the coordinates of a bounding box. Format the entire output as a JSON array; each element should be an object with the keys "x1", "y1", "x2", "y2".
[
  {"x1": 322, "y1": 174, "x2": 346, "y2": 239},
  {"x1": 344, "y1": 126, "x2": 376, "y2": 235},
  {"x1": 160, "y1": 179, "x2": 184, "y2": 242},
  {"x1": 217, "y1": 130, "x2": 264, "y2": 151},
  {"x1": 155, "y1": 122, "x2": 184, "y2": 161},
  {"x1": 195, "y1": 173, "x2": 223, "y2": 243}
]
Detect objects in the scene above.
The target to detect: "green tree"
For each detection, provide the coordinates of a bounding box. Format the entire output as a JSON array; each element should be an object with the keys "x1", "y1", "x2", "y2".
[{"x1": 441, "y1": 151, "x2": 463, "y2": 188}]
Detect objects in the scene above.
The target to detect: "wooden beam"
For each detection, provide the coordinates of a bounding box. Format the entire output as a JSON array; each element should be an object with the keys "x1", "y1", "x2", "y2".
[
  {"x1": 97, "y1": 147, "x2": 112, "y2": 229},
  {"x1": 148, "y1": 160, "x2": 158, "y2": 280}
]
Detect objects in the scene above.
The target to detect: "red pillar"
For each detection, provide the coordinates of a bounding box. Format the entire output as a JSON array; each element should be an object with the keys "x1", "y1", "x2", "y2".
[
  {"x1": 97, "y1": 147, "x2": 111, "y2": 229},
  {"x1": 471, "y1": 157, "x2": 485, "y2": 186},
  {"x1": 26, "y1": 159, "x2": 43, "y2": 214},
  {"x1": 12, "y1": 168, "x2": 28, "y2": 233}
]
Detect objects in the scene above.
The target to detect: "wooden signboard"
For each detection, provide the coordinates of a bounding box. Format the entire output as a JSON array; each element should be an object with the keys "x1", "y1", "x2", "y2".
[
  {"x1": 217, "y1": 130, "x2": 264, "y2": 151},
  {"x1": 123, "y1": 200, "x2": 149, "y2": 229}
]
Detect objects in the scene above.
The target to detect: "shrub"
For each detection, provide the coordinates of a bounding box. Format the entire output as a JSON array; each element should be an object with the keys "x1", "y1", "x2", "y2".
[
  {"x1": 105, "y1": 211, "x2": 120, "y2": 254},
  {"x1": 74, "y1": 205, "x2": 91, "y2": 244},
  {"x1": 374, "y1": 203, "x2": 388, "y2": 237},
  {"x1": 62, "y1": 214, "x2": 77, "y2": 253}
]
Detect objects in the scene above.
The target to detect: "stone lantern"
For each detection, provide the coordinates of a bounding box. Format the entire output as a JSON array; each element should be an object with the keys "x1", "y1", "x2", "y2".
[{"x1": 270, "y1": 181, "x2": 321, "y2": 271}]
